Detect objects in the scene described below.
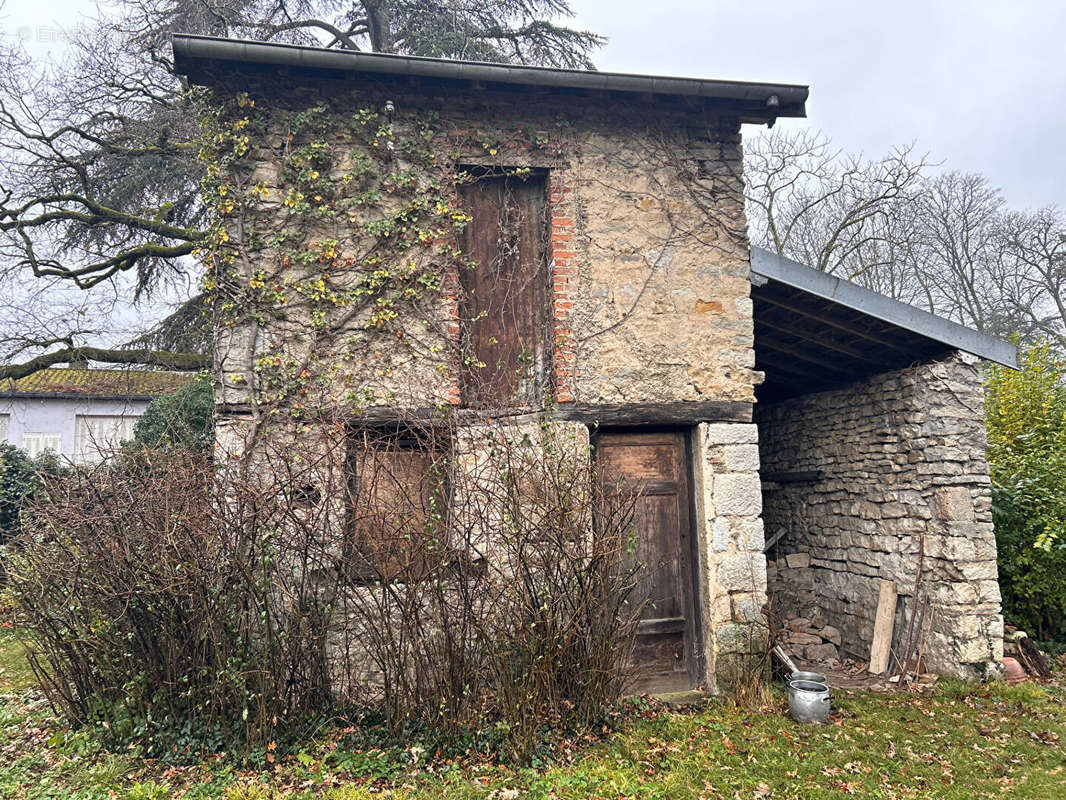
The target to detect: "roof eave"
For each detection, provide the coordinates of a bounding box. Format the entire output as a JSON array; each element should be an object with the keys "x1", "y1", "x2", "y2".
[
  {"x1": 0, "y1": 392, "x2": 161, "y2": 401},
  {"x1": 171, "y1": 34, "x2": 808, "y2": 123},
  {"x1": 749, "y1": 247, "x2": 1019, "y2": 369}
]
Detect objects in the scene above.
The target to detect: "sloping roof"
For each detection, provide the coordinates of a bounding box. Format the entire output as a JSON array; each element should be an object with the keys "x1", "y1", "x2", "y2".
[
  {"x1": 749, "y1": 247, "x2": 1018, "y2": 402},
  {"x1": 171, "y1": 35, "x2": 808, "y2": 125},
  {"x1": 0, "y1": 368, "x2": 194, "y2": 399}
]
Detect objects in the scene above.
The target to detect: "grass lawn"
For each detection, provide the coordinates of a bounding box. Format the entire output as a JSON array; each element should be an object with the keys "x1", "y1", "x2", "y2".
[{"x1": 1, "y1": 629, "x2": 1064, "y2": 800}]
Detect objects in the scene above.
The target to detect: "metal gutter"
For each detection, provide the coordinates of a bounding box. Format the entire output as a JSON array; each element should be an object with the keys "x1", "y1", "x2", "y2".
[
  {"x1": 171, "y1": 35, "x2": 808, "y2": 120},
  {"x1": 750, "y1": 246, "x2": 1019, "y2": 369},
  {"x1": 0, "y1": 392, "x2": 159, "y2": 401}
]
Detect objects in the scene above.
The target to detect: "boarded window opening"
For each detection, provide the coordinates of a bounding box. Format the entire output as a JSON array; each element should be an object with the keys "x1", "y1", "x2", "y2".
[
  {"x1": 346, "y1": 428, "x2": 449, "y2": 583},
  {"x1": 458, "y1": 170, "x2": 552, "y2": 408}
]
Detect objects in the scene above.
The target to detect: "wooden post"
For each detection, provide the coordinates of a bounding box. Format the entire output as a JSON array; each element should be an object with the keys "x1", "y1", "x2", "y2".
[{"x1": 869, "y1": 580, "x2": 897, "y2": 675}]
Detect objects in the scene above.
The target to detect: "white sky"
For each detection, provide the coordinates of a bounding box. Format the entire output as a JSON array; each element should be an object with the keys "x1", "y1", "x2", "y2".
[
  {"x1": 570, "y1": 0, "x2": 1066, "y2": 211},
  {"x1": 2, "y1": 0, "x2": 1063, "y2": 212}
]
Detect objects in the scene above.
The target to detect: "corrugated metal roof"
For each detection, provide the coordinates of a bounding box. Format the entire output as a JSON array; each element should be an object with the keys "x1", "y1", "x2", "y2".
[
  {"x1": 0, "y1": 368, "x2": 194, "y2": 398},
  {"x1": 749, "y1": 247, "x2": 1019, "y2": 402}
]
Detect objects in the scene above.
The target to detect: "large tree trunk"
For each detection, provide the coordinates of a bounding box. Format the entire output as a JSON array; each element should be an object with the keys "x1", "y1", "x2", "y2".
[{"x1": 365, "y1": 0, "x2": 392, "y2": 52}]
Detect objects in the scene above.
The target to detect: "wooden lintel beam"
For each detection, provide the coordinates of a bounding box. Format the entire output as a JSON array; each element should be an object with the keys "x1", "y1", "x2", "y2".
[
  {"x1": 555, "y1": 400, "x2": 753, "y2": 427},
  {"x1": 348, "y1": 400, "x2": 753, "y2": 428}
]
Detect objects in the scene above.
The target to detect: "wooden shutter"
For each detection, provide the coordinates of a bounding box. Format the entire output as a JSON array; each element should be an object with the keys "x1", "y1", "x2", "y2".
[
  {"x1": 458, "y1": 172, "x2": 551, "y2": 407},
  {"x1": 74, "y1": 415, "x2": 139, "y2": 464},
  {"x1": 346, "y1": 431, "x2": 447, "y2": 582}
]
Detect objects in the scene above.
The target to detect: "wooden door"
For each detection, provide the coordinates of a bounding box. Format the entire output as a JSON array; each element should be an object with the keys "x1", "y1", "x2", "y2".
[
  {"x1": 458, "y1": 172, "x2": 551, "y2": 408},
  {"x1": 596, "y1": 430, "x2": 700, "y2": 693}
]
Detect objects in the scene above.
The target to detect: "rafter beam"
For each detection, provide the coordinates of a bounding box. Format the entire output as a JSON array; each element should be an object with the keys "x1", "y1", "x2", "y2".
[{"x1": 754, "y1": 312, "x2": 888, "y2": 363}]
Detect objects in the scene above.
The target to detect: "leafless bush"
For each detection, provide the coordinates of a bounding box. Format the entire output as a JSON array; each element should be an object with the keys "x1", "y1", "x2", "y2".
[
  {"x1": 4, "y1": 417, "x2": 644, "y2": 759},
  {"x1": 334, "y1": 419, "x2": 645, "y2": 758}
]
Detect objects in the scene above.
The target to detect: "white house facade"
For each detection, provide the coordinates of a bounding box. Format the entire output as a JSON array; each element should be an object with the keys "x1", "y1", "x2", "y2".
[{"x1": 0, "y1": 368, "x2": 192, "y2": 463}]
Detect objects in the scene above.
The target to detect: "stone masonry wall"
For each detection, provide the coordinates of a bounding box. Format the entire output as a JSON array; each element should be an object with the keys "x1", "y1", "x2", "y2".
[
  {"x1": 206, "y1": 74, "x2": 765, "y2": 695},
  {"x1": 210, "y1": 75, "x2": 758, "y2": 414},
  {"x1": 694, "y1": 422, "x2": 768, "y2": 690},
  {"x1": 756, "y1": 352, "x2": 1003, "y2": 677}
]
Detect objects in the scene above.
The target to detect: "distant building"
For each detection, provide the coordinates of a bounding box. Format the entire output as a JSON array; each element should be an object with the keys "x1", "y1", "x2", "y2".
[{"x1": 0, "y1": 368, "x2": 193, "y2": 463}]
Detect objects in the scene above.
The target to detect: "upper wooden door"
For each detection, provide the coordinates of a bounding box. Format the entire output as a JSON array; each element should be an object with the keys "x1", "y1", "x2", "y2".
[
  {"x1": 595, "y1": 430, "x2": 700, "y2": 693},
  {"x1": 458, "y1": 172, "x2": 551, "y2": 408}
]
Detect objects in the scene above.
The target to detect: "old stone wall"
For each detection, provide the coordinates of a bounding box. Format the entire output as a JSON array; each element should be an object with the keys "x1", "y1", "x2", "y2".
[
  {"x1": 694, "y1": 422, "x2": 768, "y2": 690},
  {"x1": 204, "y1": 73, "x2": 771, "y2": 696},
  {"x1": 207, "y1": 75, "x2": 758, "y2": 415},
  {"x1": 756, "y1": 352, "x2": 1003, "y2": 677}
]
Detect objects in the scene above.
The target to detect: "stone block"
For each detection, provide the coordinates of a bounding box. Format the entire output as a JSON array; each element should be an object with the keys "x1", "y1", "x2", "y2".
[
  {"x1": 804, "y1": 643, "x2": 839, "y2": 663},
  {"x1": 731, "y1": 593, "x2": 765, "y2": 624},
  {"x1": 976, "y1": 579, "x2": 1002, "y2": 604},
  {"x1": 717, "y1": 553, "x2": 767, "y2": 593},
  {"x1": 713, "y1": 473, "x2": 762, "y2": 516},
  {"x1": 820, "y1": 625, "x2": 842, "y2": 646},
  {"x1": 709, "y1": 593, "x2": 733, "y2": 624},
  {"x1": 711, "y1": 517, "x2": 731, "y2": 553},
  {"x1": 737, "y1": 518, "x2": 765, "y2": 551},
  {"x1": 935, "y1": 487, "x2": 975, "y2": 521},
  {"x1": 928, "y1": 536, "x2": 976, "y2": 562},
  {"x1": 701, "y1": 423, "x2": 758, "y2": 445},
  {"x1": 722, "y1": 444, "x2": 760, "y2": 472},
  {"x1": 934, "y1": 582, "x2": 978, "y2": 606},
  {"x1": 785, "y1": 552, "x2": 810, "y2": 569},
  {"x1": 958, "y1": 560, "x2": 998, "y2": 581}
]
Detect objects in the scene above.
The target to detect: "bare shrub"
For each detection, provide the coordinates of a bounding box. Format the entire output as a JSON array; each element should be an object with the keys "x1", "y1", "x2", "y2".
[
  {"x1": 4, "y1": 446, "x2": 341, "y2": 751},
  {"x1": 4, "y1": 416, "x2": 644, "y2": 759},
  {"x1": 336, "y1": 419, "x2": 645, "y2": 758}
]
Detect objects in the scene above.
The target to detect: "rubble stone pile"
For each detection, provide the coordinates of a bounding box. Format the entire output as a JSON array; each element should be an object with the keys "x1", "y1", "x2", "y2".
[{"x1": 779, "y1": 614, "x2": 843, "y2": 666}]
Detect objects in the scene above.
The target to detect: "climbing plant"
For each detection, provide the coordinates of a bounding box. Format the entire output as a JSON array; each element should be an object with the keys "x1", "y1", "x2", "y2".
[{"x1": 198, "y1": 86, "x2": 571, "y2": 421}]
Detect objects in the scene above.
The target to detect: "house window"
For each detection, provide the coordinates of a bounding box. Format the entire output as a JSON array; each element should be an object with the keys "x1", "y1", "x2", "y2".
[
  {"x1": 22, "y1": 432, "x2": 62, "y2": 459},
  {"x1": 346, "y1": 429, "x2": 449, "y2": 582},
  {"x1": 0, "y1": 414, "x2": 8, "y2": 444},
  {"x1": 458, "y1": 170, "x2": 552, "y2": 407},
  {"x1": 74, "y1": 415, "x2": 139, "y2": 464}
]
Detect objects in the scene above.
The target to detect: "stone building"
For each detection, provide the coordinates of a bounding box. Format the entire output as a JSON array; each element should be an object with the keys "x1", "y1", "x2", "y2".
[{"x1": 173, "y1": 35, "x2": 1016, "y2": 693}]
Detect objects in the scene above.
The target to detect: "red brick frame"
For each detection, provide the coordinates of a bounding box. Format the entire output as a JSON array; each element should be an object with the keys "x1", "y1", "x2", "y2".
[
  {"x1": 442, "y1": 260, "x2": 462, "y2": 407},
  {"x1": 444, "y1": 170, "x2": 578, "y2": 407},
  {"x1": 549, "y1": 174, "x2": 578, "y2": 404}
]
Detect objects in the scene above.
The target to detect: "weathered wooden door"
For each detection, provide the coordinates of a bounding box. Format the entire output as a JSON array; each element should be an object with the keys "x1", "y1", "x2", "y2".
[
  {"x1": 458, "y1": 172, "x2": 551, "y2": 407},
  {"x1": 595, "y1": 430, "x2": 700, "y2": 693}
]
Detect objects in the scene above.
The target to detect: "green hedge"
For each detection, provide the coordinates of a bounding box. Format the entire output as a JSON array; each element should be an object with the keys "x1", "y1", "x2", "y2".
[
  {"x1": 131, "y1": 374, "x2": 214, "y2": 452},
  {"x1": 0, "y1": 444, "x2": 42, "y2": 540},
  {"x1": 987, "y1": 342, "x2": 1066, "y2": 641}
]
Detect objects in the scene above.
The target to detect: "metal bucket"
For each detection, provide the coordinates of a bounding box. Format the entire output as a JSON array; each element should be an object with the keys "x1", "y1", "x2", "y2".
[
  {"x1": 789, "y1": 670, "x2": 827, "y2": 685},
  {"x1": 788, "y1": 679, "x2": 831, "y2": 724}
]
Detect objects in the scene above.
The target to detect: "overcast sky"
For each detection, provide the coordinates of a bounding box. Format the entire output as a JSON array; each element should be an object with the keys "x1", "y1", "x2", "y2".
[
  {"x1": 570, "y1": 0, "x2": 1066, "y2": 211},
  {"x1": 3, "y1": 0, "x2": 1064, "y2": 211}
]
